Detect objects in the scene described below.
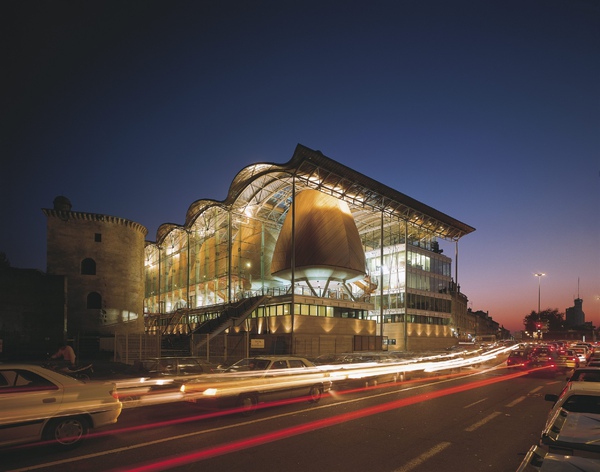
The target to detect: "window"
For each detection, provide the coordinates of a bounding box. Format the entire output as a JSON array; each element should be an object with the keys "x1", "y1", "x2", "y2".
[
  {"x1": 0, "y1": 369, "x2": 58, "y2": 393},
  {"x1": 87, "y1": 292, "x2": 102, "y2": 309},
  {"x1": 95, "y1": 233, "x2": 102, "y2": 242},
  {"x1": 270, "y1": 361, "x2": 288, "y2": 370},
  {"x1": 81, "y1": 258, "x2": 96, "y2": 275},
  {"x1": 563, "y1": 395, "x2": 600, "y2": 414}
]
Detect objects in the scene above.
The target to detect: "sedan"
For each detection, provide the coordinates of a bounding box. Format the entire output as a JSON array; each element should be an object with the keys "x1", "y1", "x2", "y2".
[
  {"x1": 115, "y1": 357, "x2": 220, "y2": 403},
  {"x1": 180, "y1": 356, "x2": 332, "y2": 414},
  {"x1": 530, "y1": 350, "x2": 559, "y2": 375},
  {"x1": 132, "y1": 357, "x2": 219, "y2": 378},
  {"x1": 564, "y1": 367, "x2": 600, "y2": 385},
  {"x1": 544, "y1": 382, "x2": 600, "y2": 428},
  {"x1": 0, "y1": 363, "x2": 122, "y2": 448},
  {"x1": 555, "y1": 350, "x2": 580, "y2": 370},
  {"x1": 506, "y1": 350, "x2": 531, "y2": 369}
]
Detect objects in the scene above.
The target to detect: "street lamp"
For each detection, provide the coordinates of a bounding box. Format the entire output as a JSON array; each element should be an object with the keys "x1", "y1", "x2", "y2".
[
  {"x1": 533, "y1": 272, "x2": 546, "y2": 337},
  {"x1": 534, "y1": 273, "x2": 545, "y2": 316}
]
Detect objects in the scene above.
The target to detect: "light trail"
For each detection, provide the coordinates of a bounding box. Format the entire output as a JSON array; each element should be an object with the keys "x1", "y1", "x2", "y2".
[{"x1": 110, "y1": 368, "x2": 531, "y2": 472}]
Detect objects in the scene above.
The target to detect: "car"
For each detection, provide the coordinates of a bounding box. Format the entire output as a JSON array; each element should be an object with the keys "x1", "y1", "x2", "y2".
[
  {"x1": 573, "y1": 343, "x2": 594, "y2": 356},
  {"x1": 529, "y1": 349, "x2": 559, "y2": 375},
  {"x1": 540, "y1": 409, "x2": 600, "y2": 458},
  {"x1": 0, "y1": 363, "x2": 122, "y2": 448},
  {"x1": 517, "y1": 409, "x2": 600, "y2": 470},
  {"x1": 555, "y1": 349, "x2": 580, "y2": 370},
  {"x1": 115, "y1": 357, "x2": 218, "y2": 404},
  {"x1": 180, "y1": 356, "x2": 332, "y2": 414},
  {"x1": 506, "y1": 349, "x2": 532, "y2": 369},
  {"x1": 588, "y1": 354, "x2": 600, "y2": 365},
  {"x1": 313, "y1": 352, "x2": 408, "y2": 387},
  {"x1": 566, "y1": 367, "x2": 600, "y2": 383},
  {"x1": 571, "y1": 347, "x2": 589, "y2": 364},
  {"x1": 517, "y1": 445, "x2": 600, "y2": 472},
  {"x1": 132, "y1": 357, "x2": 219, "y2": 378},
  {"x1": 544, "y1": 381, "x2": 600, "y2": 428}
]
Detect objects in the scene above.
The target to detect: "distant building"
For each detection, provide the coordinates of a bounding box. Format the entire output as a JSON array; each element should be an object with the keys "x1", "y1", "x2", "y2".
[
  {"x1": 565, "y1": 298, "x2": 586, "y2": 327},
  {"x1": 468, "y1": 308, "x2": 500, "y2": 341}
]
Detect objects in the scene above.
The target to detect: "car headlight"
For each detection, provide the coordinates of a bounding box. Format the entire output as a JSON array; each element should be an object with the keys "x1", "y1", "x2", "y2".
[{"x1": 203, "y1": 388, "x2": 218, "y2": 396}]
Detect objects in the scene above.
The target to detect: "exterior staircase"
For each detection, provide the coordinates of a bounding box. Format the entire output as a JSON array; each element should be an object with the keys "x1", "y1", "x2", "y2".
[{"x1": 192, "y1": 295, "x2": 270, "y2": 348}]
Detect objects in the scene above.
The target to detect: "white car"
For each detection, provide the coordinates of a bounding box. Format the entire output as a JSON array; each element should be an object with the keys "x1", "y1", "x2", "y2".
[
  {"x1": 544, "y1": 381, "x2": 600, "y2": 428},
  {"x1": 517, "y1": 446, "x2": 600, "y2": 472},
  {"x1": 180, "y1": 356, "x2": 332, "y2": 414},
  {"x1": 571, "y1": 347, "x2": 589, "y2": 364},
  {"x1": 0, "y1": 363, "x2": 122, "y2": 448}
]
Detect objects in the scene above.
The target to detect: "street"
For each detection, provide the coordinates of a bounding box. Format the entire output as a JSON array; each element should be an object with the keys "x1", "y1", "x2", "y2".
[{"x1": 2, "y1": 362, "x2": 564, "y2": 472}]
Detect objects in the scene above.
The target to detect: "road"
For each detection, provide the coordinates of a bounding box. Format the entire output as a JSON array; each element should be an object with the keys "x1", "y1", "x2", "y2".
[{"x1": 2, "y1": 361, "x2": 566, "y2": 472}]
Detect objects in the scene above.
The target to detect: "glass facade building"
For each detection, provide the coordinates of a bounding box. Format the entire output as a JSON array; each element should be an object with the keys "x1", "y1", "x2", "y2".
[{"x1": 143, "y1": 145, "x2": 474, "y2": 354}]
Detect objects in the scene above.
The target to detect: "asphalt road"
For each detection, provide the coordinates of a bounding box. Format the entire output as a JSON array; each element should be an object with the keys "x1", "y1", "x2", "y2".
[{"x1": 2, "y1": 362, "x2": 566, "y2": 472}]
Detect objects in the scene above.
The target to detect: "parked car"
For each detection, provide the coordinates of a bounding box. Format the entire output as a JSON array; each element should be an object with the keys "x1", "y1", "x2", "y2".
[
  {"x1": 540, "y1": 409, "x2": 600, "y2": 458},
  {"x1": 0, "y1": 363, "x2": 122, "y2": 448},
  {"x1": 518, "y1": 409, "x2": 600, "y2": 470},
  {"x1": 544, "y1": 381, "x2": 600, "y2": 428},
  {"x1": 566, "y1": 367, "x2": 600, "y2": 383},
  {"x1": 517, "y1": 445, "x2": 600, "y2": 471},
  {"x1": 180, "y1": 356, "x2": 332, "y2": 414}
]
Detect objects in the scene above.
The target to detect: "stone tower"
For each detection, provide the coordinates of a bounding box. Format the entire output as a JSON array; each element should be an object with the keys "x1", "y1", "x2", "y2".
[{"x1": 43, "y1": 197, "x2": 148, "y2": 336}]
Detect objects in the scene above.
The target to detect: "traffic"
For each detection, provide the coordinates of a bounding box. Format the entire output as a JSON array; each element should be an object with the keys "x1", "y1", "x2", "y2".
[{"x1": 2, "y1": 340, "x2": 600, "y2": 471}]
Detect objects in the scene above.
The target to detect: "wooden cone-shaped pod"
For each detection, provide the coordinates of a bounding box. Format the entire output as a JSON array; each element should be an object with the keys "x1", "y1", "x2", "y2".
[{"x1": 271, "y1": 190, "x2": 366, "y2": 282}]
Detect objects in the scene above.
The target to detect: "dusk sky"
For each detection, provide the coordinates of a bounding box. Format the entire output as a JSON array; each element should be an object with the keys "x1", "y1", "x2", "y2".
[{"x1": 2, "y1": 1, "x2": 598, "y2": 333}]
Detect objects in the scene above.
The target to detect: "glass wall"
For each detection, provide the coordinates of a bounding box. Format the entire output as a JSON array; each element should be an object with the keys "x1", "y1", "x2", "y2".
[{"x1": 144, "y1": 187, "x2": 454, "y2": 330}]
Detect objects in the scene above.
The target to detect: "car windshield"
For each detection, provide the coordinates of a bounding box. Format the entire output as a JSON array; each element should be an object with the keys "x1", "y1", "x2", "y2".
[
  {"x1": 226, "y1": 359, "x2": 271, "y2": 372},
  {"x1": 510, "y1": 351, "x2": 527, "y2": 358},
  {"x1": 570, "y1": 371, "x2": 600, "y2": 382},
  {"x1": 562, "y1": 395, "x2": 600, "y2": 414}
]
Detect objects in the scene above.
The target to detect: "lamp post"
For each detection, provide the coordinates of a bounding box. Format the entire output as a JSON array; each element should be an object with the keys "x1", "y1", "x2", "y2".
[{"x1": 534, "y1": 273, "x2": 545, "y2": 339}]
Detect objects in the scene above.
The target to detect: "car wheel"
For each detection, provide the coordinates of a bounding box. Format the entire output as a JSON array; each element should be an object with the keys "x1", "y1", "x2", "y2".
[
  {"x1": 308, "y1": 385, "x2": 323, "y2": 403},
  {"x1": 237, "y1": 393, "x2": 258, "y2": 415},
  {"x1": 44, "y1": 416, "x2": 89, "y2": 447}
]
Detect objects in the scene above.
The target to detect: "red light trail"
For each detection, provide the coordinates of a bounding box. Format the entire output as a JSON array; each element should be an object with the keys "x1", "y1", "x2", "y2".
[{"x1": 112, "y1": 367, "x2": 534, "y2": 472}]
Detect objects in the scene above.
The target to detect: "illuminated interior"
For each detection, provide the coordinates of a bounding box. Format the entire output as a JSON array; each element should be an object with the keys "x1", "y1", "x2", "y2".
[{"x1": 143, "y1": 144, "x2": 474, "y2": 350}]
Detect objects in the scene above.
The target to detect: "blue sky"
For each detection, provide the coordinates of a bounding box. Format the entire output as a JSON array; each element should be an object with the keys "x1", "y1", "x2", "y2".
[{"x1": 2, "y1": 0, "x2": 598, "y2": 332}]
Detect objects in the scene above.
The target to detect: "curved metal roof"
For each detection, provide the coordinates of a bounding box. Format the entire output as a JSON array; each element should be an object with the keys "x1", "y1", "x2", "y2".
[{"x1": 150, "y1": 144, "x2": 475, "y2": 245}]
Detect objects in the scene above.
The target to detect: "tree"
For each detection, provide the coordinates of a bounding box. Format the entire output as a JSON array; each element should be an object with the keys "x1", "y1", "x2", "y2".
[{"x1": 523, "y1": 308, "x2": 565, "y2": 333}]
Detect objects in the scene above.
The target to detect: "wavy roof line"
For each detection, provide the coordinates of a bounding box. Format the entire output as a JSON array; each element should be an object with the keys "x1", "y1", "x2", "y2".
[{"x1": 150, "y1": 144, "x2": 475, "y2": 245}]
